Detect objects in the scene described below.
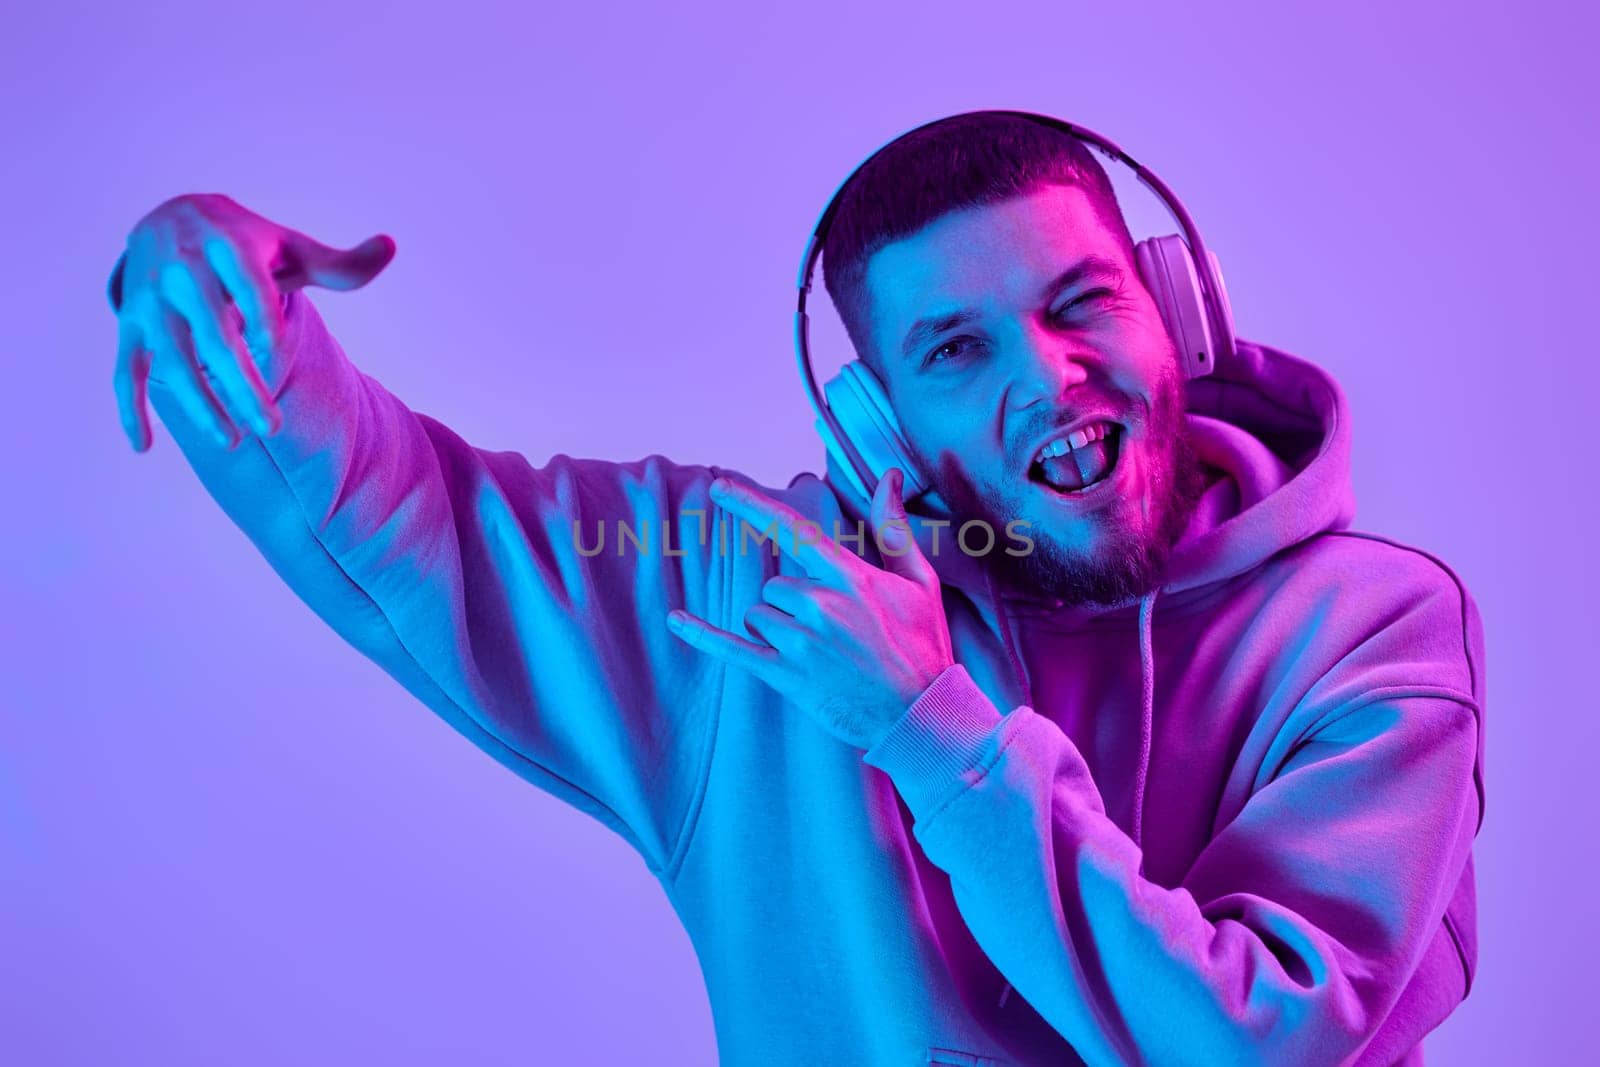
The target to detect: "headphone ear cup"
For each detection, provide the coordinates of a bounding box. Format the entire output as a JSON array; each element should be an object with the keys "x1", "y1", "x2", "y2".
[
  {"x1": 819, "y1": 360, "x2": 931, "y2": 500},
  {"x1": 1135, "y1": 234, "x2": 1217, "y2": 380},
  {"x1": 813, "y1": 376, "x2": 871, "y2": 500},
  {"x1": 1205, "y1": 248, "x2": 1236, "y2": 360}
]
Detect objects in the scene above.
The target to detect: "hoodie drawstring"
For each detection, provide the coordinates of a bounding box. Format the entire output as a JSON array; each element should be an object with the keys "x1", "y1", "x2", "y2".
[
  {"x1": 984, "y1": 568, "x2": 1030, "y2": 1012},
  {"x1": 979, "y1": 572, "x2": 1159, "y2": 852},
  {"x1": 1133, "y1": 588, "x2": 1158, "y2": 864}
]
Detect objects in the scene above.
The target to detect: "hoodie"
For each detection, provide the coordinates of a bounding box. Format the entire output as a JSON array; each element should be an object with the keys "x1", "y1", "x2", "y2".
[{"x1": 142, "y1": 288, "x2": 1485, "y2": 1066}]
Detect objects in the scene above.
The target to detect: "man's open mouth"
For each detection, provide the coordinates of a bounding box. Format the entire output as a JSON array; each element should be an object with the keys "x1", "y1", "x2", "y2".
[{"x1": 1026, "y1": 421, "x2": 1123, "y2": 495}]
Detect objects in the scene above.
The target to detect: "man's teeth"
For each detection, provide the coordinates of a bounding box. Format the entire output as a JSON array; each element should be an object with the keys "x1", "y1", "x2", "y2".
[{"x1": 1033, "y1": 422, "x2": 1111, "y2": 464}]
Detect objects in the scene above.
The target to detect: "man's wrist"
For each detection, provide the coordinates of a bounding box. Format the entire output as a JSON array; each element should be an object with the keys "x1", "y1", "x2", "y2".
[{"x1": 862, "y1": 663, "x2": 1008, "y2": 820}]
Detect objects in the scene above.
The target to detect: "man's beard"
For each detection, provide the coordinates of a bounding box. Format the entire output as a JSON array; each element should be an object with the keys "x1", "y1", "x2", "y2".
[{"x1": 912, "y1": 363, "x2": 1206, "y2": 608}]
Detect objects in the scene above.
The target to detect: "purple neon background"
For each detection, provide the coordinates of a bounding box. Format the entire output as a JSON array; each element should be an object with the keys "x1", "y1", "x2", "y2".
[{"x1": 2, "y1": 1, "x2": 1593, "y2": 1062}]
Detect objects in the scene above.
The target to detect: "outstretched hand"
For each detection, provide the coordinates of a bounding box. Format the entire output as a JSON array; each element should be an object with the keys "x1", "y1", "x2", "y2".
[
  {"x1": 666, "y1": 467, "x2": 955, "y2": 751},
  {"x1": 109, "y1": 193, "x2": 396, "y2": 452}
]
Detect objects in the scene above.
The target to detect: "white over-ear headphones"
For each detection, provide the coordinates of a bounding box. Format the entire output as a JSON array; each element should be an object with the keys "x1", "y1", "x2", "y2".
[{"x1": 794, "y1": 109, "x2": 1237, "y2": 502}]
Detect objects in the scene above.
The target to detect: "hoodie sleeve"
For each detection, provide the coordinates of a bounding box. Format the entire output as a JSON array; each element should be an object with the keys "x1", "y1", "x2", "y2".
[
  {"x1": 862, "y1": 575, "x2": 1484, "y2": 1066},
  {"x1": 141, "y1": 288, "x2": 726, "y2": 878}
]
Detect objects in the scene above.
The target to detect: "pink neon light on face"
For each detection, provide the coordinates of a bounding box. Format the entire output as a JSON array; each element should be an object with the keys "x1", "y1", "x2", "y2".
[{"x1": 863, "y1": 183, "x2": 1202, "y2": 606}]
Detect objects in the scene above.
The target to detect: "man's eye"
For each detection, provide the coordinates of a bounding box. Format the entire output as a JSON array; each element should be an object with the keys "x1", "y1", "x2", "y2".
[
  {"x1": 926, "y1": 337, "x2": 977, "y2": 366},
  {"x1": 1054, "y1": 288, "x2": 1116, "y2": 319}
]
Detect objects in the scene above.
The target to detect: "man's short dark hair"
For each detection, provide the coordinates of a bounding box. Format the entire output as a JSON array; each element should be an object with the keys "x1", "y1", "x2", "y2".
[{"x1": 820, "y1": 112, "x2": 1138, "y2": 371}]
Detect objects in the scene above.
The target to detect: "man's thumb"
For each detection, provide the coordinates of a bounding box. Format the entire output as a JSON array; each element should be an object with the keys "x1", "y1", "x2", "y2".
[
  {"x1": 283, "y1": 233, "x2": 397, "y2": 292},
  {"x1": 872, "y1": 468, "x2": 928, "y2": 576}
]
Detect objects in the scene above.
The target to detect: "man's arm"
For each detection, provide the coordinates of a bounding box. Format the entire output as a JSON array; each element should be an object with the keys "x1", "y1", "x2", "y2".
[
  {"x1": 863, "y1": 568, "x2": 1485, "y2": 1065},
  {"x1": 112, "y1": 199, "x2": 728, "y2": 877}
]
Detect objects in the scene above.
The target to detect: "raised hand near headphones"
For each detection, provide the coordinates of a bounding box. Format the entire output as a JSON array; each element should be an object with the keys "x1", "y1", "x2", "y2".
[
  {"x1": 666, "y1": 467, "x2": 956, "y2": 751},
  {"x1": 109, "y1": 193, "x2": 396, "y2": 452}
]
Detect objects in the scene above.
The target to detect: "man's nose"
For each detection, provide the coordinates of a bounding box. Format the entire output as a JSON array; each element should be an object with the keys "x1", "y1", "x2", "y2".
[{"x1": 1007, "y1": 332, "x2": 1092, "y2": 411}]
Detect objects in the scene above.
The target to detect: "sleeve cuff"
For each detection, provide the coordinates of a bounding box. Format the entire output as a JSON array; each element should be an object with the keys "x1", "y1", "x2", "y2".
[{"x1": 862, "y1": 663, "x2": 1009, "y2": 820}]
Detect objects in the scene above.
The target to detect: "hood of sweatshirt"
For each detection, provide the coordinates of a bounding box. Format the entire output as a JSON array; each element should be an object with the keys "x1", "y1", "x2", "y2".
[{"x1": 821, "y1": 336, "x2": 1357, "y2": 884}]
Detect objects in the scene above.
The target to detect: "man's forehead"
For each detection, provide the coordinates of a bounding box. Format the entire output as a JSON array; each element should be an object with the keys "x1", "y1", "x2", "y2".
[{"x1": 864, "y1": 184, "x2": 1125, "y2": 324}]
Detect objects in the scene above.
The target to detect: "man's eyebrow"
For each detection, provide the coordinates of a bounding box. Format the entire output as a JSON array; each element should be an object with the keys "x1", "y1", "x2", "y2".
[
  {"x1": 1040, "y1": 254, "x2": 1126, "y2": 300},
  {"x1": 898, "y1": 254, "x2": 1127, "y2": 361},
  {"x1": 899, "y1": 308, "x2": 982, "y2": 362}
]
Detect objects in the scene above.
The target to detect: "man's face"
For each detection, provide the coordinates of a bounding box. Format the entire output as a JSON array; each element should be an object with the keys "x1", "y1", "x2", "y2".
[{"x1": 862, "y1": 182, "x2": 1204, "y2": 607}]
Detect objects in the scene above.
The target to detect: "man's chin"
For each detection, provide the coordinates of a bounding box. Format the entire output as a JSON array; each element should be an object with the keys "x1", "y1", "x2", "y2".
[
  {"x1": 999, "y1": 508, "x2": 1154, "y2": 607},
  {"x1": 909, "y1": 415, "x2": 1204, "y2": 607},
  {"x1": 984, "y1": 434, "x2": 1204, "y2": 607}
]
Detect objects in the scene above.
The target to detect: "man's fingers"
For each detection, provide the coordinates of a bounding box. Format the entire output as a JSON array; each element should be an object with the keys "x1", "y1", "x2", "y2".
[
  {"x1": 106, "y1": 250, "x2": 128, "y2": 312},
  {"x1": 203, "y1": 237, "x2": 288, "y2": 417},
  {"x1": 158, "y1": 262, "x2": 274, "y2": 437},
  {"x1": 709, "y1": 477, "x2": 855, "y2": 584},
  {"x1": 148, "y1": 305, "x2": 240, "y2": 449},
  {"x1": 666, "y1": 609, "x2": 784, "y2": 681},
  {"x1": 281, "y1": 232, "x2": 396, "y2": 292},
  {"x1": 740, "y1": 603, "x2": 811, "y2": 655},
  {"x1": 190, "y1": 263, "x2": 281, "y2": 434},
  {"x1": 759, "y1": 575, "x2": 823, "y2": 624},
  {"x1": 870, "y1": 467, "x2": 937, "y2": 585},
  {"x1": 114, "y1": 317, "x2": 153, "y2": 452}
]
